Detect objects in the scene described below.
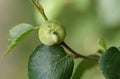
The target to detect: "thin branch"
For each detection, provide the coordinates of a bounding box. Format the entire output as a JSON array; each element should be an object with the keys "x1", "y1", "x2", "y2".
[
  {"x1": 61, "y1": 42, "x2": 99, "y2": 62},
  {"x1": 30, "y1": 0, "x2": 48, "y2": 21}
]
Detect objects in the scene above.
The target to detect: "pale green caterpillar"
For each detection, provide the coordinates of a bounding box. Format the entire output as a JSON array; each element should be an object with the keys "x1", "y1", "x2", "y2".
[{"x1": 38, "y1": 20, "x2": 66, "y2": 46}]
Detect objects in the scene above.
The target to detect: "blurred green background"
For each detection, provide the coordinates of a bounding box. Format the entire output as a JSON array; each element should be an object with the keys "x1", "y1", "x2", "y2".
[{"x1": 0, "y1": 0, "x2": 120, "y2": 79}]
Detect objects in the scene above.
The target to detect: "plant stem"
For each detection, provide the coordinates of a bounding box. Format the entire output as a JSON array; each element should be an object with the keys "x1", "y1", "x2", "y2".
[
  {"x1": 30, "y1": 0, "x2": 48, "y2": 21},
  {"x1": 61, "y1": 42, "x2": 98, "y2": 62}
]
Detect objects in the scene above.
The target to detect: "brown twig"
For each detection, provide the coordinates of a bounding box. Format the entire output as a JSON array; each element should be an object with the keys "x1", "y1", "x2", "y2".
[{"x1": 61, "y1": 41, "x2": 98, "y2": 62}]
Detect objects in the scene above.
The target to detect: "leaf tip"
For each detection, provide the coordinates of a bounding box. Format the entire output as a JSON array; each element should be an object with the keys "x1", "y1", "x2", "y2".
[
  {"x1": 99, "y1": 38, "x2": 107, "y2": 50},
  {"x1": 4, "y1": 50, "x2": 10, "y2": 57}
]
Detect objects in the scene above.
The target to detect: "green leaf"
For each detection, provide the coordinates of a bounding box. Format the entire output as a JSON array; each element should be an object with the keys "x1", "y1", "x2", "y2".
[
  {"x1": 99, "y1": 38, "x2": 107, "y2": 50},
  {"x1": 5, "y1": 23, "x2": 34, "y2": 56},
  {"x1": 99, "y1": 47, "x2": 120, "y2": 79},
  {"x1": 97, "y1": 49, "x2": 104, "y2": 54},
  {"x1": 28, "y1": 44, "x2": 74, "y2": 79},
  {"x1": 72, "y1": 55, "x2": 99, "y2": 79}
]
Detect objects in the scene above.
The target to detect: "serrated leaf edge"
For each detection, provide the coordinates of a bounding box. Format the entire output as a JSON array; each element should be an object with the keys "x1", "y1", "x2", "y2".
[{"x1": 5, "y1": 24, "x2": 34, "y2": 56}]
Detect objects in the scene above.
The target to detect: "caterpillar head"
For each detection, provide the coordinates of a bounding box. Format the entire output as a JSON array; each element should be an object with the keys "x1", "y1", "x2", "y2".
[{"x1": 38, "y1": 20, "x2": 66, "y2": 46}]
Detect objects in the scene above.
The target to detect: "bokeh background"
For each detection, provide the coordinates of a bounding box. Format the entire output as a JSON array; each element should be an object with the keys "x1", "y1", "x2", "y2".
[{"x1": 0, "y1": 0, "x2": 120, "y2": 79}]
